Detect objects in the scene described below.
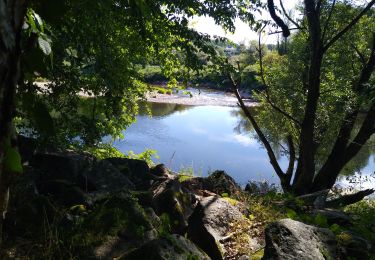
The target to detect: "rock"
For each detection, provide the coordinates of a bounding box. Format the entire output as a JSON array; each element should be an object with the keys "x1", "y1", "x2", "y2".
[
  {"x1": 83, "y1": 159, "x2": 135, "y2": 192},
  {"x1": 337, "y1": 231, "x2": 372, "y2": 259},
  {"x1": 30, "y1": 152, "x2": 93, "y2": 184},
  {"x1": 36, "y1": 179, "x2": 88, "y2": 206},
  {"x1": 244, "y1": 180, "x2": 278, "y2": 195},
  {"x1": 181, "y1": 172, "x2": 241, "y2": 197},
  {"x1": 150, "y1": 164, "x2": 169, "y2": 176},
  {"x1": 204, "y1": 170, "x2": 242, "y2": 196},
  {"x1": 144, "y1": 207, "x2": 161, "y2": 230},
  {"x1": 105, "y1": 158, "x2": 152, "y2": 190},
  {"x1": 120, "y1": 234, "x2": 210, "y2": 260},
  {"x1": 187, "y1": 196, "x2": 251, "y2": 260},
  {"x1": 151, "y1": 179, "x2": 196, "y2": 234},
  {"x1": 263, "y1": 218, "x2": 337, "y2": 260},
  {"x1": 85, "y1": 192, "x2": 155, "y2": 259}
]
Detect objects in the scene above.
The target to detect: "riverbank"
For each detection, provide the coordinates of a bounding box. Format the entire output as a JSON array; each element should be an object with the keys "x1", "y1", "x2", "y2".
[
  {"x1": 2, "y1": 149, "x2": 374, "y2": 259},
  {"x1": 146, "y1": 87, "x2": 257, "y2": 107}
]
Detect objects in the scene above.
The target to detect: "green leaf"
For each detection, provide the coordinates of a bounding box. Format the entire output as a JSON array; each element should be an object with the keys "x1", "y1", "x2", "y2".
[
  {"x1": 38, "y1": 36, "x2": 52, "y2": 55},
  {"x1": 4, "y1": 146, "x2": 23, "y2": 173}
]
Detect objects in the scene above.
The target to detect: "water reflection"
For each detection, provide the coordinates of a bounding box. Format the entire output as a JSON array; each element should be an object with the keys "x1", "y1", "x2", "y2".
[{"x1": 114, "y1": 102, "x2": 375, "y2": 187}]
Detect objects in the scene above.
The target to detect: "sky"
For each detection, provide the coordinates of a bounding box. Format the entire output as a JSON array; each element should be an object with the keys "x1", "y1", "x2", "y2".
[{"x1": 191, "y1": 0, "x2": 300, "y2": 44}]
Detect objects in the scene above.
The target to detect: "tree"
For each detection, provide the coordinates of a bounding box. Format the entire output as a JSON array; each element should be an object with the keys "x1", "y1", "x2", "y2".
[
  {"x1": 229, "y1": 0, "x2": 375, "y2": 198},
  {"x1": 0, "y1": 0, "x2": 259, "y2": 244}
]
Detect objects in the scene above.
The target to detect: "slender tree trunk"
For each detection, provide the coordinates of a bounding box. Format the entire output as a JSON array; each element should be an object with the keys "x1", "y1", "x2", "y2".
[{"x1": 0, "y1": 0, "x2": 27, "y2": 245}]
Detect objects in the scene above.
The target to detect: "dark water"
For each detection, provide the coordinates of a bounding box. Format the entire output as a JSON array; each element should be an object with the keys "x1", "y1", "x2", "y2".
[{"x1": 114, "y1": 102, "x2": 375, "y2": 188}]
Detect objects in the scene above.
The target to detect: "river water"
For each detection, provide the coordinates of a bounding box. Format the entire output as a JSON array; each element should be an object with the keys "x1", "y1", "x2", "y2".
[{"x1": 114, "y1": 100, "x2": 375, "y2": 189}]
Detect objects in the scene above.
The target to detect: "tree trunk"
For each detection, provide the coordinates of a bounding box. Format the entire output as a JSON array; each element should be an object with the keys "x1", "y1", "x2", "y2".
[
  {"x1": 0, "y1": 0, "x2": 27, "y2": 245},
  {"x1": 292, "y1": 0, "x2": 323, "y2": 195}
]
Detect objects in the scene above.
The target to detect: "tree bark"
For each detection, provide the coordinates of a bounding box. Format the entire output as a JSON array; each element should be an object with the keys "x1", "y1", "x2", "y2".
[
  {"x1": 325, "y1": 189, "x2": 375, "y2": 208},
  {"x1": 0, "y1": 0, "x2": 27, "y2": 245},
  {"x1": 292, "y1": 0, "x2": 323, "y2": 195}
]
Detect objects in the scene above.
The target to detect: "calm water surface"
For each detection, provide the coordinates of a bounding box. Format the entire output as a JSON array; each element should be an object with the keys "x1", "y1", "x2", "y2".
[{"x1": 114, "y1": 102, "x2": 375, "y2": 188}]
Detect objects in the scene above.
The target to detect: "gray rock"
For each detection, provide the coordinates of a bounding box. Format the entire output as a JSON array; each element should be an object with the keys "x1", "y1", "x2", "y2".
[
  {"x1": 30, "y1": 152, "x2": 93, "y2": 184},
  {"x1": 144, "y1": 207, "x2": 161, "y2": 229},
  {"x1": 150, "y1": 164, "x2": 169, "y2": 176},
  {"x1": 263, "y1": 218, "x2": 337, "y2": 260},
  {"x1": 181, "y1": 171, "x2": 242, "y2": 197},
  {"x1": 82, "y1": 160, "x2": 135, "y2": 192},
  {"x1": 36, "y1": 179, "x2": 88, "y2": 206},
  {"x1": 105, "y1": 158, "x2": 152, "y2": 190},
  {"x1": 120, "y1": 234, "x2": 210, "y2": 260},
  {"x1": 151, "y1": 179, "x2": 196, "y2": 234},
  {"x1": 187, "y1": 196, "x2": 247, "y2": 260},
  {"x1": 338, "y1": 231, "x2": 372, "y2": 259}
]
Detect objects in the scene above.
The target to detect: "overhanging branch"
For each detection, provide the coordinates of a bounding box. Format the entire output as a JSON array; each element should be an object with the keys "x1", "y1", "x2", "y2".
[{"x1": 267, "y1": 0, "x2": 290, "y2": 37}]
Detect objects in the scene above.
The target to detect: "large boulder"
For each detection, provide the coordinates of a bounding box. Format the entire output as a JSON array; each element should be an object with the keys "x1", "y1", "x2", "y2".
[
  {"x1": 263, "y1": 218, "x2": 337, "y2": 260},
  {"x1": 105, "y1": 158, "x2": 153, "y2": 190},
  {"x1": 30, "y1": 152, "x2": 93, "y2": 183},
  {"x1": 181, "y1": 170, "x2": 242, "y2": 197},
  {"x1": 204, "y1": 170, "x2": 242, "y2": 196},
  {"x1": 36, "y1": 179, "x2": 88, "y2": 206},
  {"x1": 82, "y1": 159, "x2": 135, "y2": 192},
  {"x1": 120, "y1": 234, "x2": 210, "y2": 260},
  {"x1": 151, "y1": 179, "x2": 196, "y2": 234},
  {"x1": 187, "y1": 196, "x2": 253, "y2": 260}
]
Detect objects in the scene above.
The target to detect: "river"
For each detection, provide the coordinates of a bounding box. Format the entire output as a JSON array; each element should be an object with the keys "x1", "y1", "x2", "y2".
[{"x1": 113, "y1": 98, "x2": 375, "y2": 189}]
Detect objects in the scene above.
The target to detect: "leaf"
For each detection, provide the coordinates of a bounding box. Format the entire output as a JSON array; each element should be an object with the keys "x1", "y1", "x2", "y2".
[
  {"x1": 4, "y1": 146, "x2": 23, "y2": 174},
  {"x1": 38, "y1": 36, "x2": 52, "y2": 55},
  {"x1": 32, "y1": 100, "x2": 55, "y2": 136}
]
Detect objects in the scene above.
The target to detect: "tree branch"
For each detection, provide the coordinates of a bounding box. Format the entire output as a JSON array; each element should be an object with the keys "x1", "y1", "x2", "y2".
[
  {"x1": 279, "y1": 0, "x2": 302, "y2": 30},
  {"x1": 257, "y1": 27, "x2": 302, "y2": 127},
  {"x1": 321, "y1": 0, "x2": 336, "y2": 43},
  {"x1": 323, "y1": 0, "x2": 375, "y2": 52},
  {"x1": 229, "y1": 76, "x2": 290, "y2": 190},
  {"x1": 350, "y1": 43, "x2": 366, "y2": 65},
  {"x1": 326, "y1": 189, "x2": 375, "y2": 208},
  {"x1": 267, "y1": 0, "x2": 290, "y2": 37}
]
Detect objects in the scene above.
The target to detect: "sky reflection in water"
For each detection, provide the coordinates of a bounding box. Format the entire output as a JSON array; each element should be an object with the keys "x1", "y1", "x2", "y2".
[{"x1": 114, "y1": 102, "x2": 375, "y2": 188}]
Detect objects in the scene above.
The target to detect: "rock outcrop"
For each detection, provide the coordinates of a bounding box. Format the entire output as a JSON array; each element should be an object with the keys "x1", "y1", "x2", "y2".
[
  {"x1": 187, "y1": 196, "x2": 252, "y2": 259},
  {"x1": 121, "y1": 234, "x2": 210, "y2": 260},
  {"x1": 151, "y1": 178, "x2": 196, "y2": 234},
  {"x1": 263, "y1": 218, "x2": 337, "y2": 260}
]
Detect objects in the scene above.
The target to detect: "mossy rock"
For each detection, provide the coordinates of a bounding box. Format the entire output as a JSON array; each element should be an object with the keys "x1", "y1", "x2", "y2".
[
  {"x1": 151, "y1": 179, "x2": 195, "y2": 234},
  {"x1": 62, "y1": 192, "x2": 153, "y2": 257}
]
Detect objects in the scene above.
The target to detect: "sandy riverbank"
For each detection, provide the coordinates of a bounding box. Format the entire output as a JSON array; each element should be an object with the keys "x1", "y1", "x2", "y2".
[{"x1": 146, "y1": 87, "x2": 257, "y2": 107}]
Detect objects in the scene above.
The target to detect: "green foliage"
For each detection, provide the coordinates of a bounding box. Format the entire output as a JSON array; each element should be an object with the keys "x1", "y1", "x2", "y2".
[
  {"x1": 16, "y1": 0, "x2": 259, "y2": 149},
  {"x1": 345, "y1": 200, "x2": 375, "y2": 245},
  {"x1": 127, "y1": 149, "x2": 159, "y2": 166},
  {"x1": 158, "y1": 213, "x2": 172, "y2": 238},
  {"x1": 314, "y1": 214, "x2": 329, "y2": 228},
  {"x1": 3, "y1": 139, "x2": 23, "y2": 173}
]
